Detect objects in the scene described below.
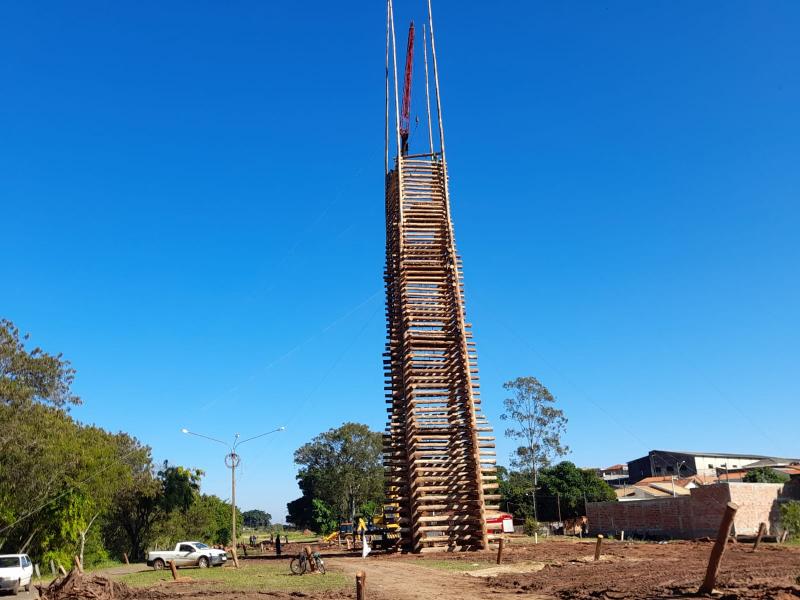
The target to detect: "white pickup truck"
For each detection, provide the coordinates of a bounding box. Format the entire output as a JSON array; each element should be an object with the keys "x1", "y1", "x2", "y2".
[{"x1": 146, "y1": 541, "x2": 227, "y2": 569}]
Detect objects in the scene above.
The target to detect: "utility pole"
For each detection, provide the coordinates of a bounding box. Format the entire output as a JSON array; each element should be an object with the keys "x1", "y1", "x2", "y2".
[
  {"x1": 556, "y1": 492, "x2": 562, "y2": 528},
  {"x1": 182, "y1": 426, "x2": 285, "y2": 567},
  {"x1": 226, "y1": 446, "x2": 241, "y2": 553}
]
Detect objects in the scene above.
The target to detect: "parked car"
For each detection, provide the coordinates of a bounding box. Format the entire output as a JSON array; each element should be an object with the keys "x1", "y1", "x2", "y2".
[
  {"x1": 146, "y1": 542, "x2": 227, "y2": 570},
  {"x1": 0, "y1": 554, "x2": 33, "y2": 595}
]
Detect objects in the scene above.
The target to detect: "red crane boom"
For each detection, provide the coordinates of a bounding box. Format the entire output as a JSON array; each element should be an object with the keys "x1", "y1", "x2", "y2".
[{"x1": 400, "y1": 21, "x2": 415, "y2": 155}]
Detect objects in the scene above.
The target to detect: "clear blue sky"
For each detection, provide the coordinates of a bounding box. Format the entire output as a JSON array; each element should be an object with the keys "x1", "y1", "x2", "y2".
[{"x1": 2, "y1": 1, "x2": 798, "y2": 522}]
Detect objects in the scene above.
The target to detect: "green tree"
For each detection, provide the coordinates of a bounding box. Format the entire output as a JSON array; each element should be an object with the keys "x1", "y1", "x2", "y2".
[
  {"x1": 0, "y1": 319, "x2": 213, "y2": 567},
  {"x1": 158, "y1": 462, "x2": 203, "y2": 512},
  {"x1": 0, "y1": 401, "x2": 151, "y2": 565},
  {"x1": 500, "y1": 376, "x2": 569, "y2": 522},
  {"x1": 537, "y1": 461, "x2": 616, "y2": 521},
  {"x1": 106, "y1": 474, "x2": 162, "y2": 560},
  {"x1": 286, "y1": 494, "x2": 314, "y2": 530},
  {"x1": 152, "y1": 494, "x2": 239, "y2": 547},
  {"x1": 496, "y1": 465, "x2": 534, "y2": 519},
  {"x1": 290, "y1": 422, "x2": 383, "y2": 524},
  {"x1": 780, "y1": 501, "x2": 800, "y2": 539},
  {"x1": 311, "y1": 499, "x2": 337, "y2": 535},
  {"x1": 0, "y1": 319, "x2": 80, "y2": 408},
  {"x1": 242, "y1": 510, "x2": 272, "y2": 529},
  {"x1": 743, "y1": 467, "x2": 790, "y2": 484}
]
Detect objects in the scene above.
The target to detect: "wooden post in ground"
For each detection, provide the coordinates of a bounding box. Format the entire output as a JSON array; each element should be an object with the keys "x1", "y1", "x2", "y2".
[
  {"x1": 73, "y1": 556, "x2": 83, "y2": 573},
  {"x1": 780, "y1": 530, "x2": 789, "y2": 544},
  {"x1": 169, "y1": 560, "x2": 178, "y2": 581},
  {"x1": 699, "y1": 501, "x2": 739, "y2": 595},
  {"x1": 356, "y1": 571, "x2": 366, "y2": 600},
  {"x1": 752, "y1": 522, "x2": 767, "y2": 552},
  {"x1": 226, "y1": 546, "x2": 240, "y2": 569},
  {"x1": 304, "y1": 545, "x2": 315, "y2": 572},
  {"x1": 496, "y1": 538, "x2": 504, "y2": 565},
  {"x1": 122, "y1": 552, "x2": 129, "y2": 565},
  {"x1": 620, "y1": 530, "x2": 625, "y2": 542},
  {"x1": 58, "y1": 564, "x2": 67, "y2": 577},
  {"x1": 50, "y1": 560, "x2": 55, "y2": 576},
  {"x1": 594, "y1": 535, "x2": 603, "y2": 561}
]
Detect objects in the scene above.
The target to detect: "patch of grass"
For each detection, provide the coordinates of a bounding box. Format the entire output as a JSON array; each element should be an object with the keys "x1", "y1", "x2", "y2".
[
  {"x1": 413, "y1": 559, "x2": 495, "y2": 572},
  {"x1": 783, "y1": 536, "x2": 800, "y2": 547},
  {"x1": 116, "y1": 562, "x2": 349, "y2": 593},
  {"x1": 86, "y1": 559, "x2": 125, "y2": 572}
]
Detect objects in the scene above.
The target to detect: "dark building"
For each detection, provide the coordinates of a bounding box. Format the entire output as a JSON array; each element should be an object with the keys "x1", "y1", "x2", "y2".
[{"x1": 627, "y1": 450, "x2": 800, "y2": 484}]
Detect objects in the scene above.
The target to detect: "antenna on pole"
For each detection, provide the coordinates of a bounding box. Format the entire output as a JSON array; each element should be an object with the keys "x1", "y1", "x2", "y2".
[
  {"x1": 389, "y1": 0, "x2": 402, "y2": 161},
  {"x1": 385, "y1": 0, "x2": 390, "y2": 174},
  {"x1": 427, "y1": 0, "x2": 446, "y2": 162},
  {"x1": 422, "y1": 24, "x2": 434, "y2": 155}
]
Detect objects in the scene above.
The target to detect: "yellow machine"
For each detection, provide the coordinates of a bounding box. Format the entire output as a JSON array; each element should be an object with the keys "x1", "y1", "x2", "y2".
[{"x1": 322, "y1": 504, "x2": 400, "y2": 550}]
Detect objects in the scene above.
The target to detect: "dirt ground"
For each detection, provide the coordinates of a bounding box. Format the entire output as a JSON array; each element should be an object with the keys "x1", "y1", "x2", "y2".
[
  {"x1": 96, "y1": 538, "x2": 800, "y2": 600},
  {"x1": 337, "y1": 538, "x2": 800, "y2": 600}
]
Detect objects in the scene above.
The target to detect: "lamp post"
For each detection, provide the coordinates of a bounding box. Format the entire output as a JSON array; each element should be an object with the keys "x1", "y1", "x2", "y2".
[{"x1": 181, "y1": 426, "x2": 285, "y2": 566}]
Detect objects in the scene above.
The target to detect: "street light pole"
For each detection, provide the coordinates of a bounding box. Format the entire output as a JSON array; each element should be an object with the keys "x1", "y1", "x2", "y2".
[
  {"x1": 181, "y1": 426, "x2": 284, "y2": 567},
  {"x1": 225, "y1": 443, "x2": 241, "y2": 559}
]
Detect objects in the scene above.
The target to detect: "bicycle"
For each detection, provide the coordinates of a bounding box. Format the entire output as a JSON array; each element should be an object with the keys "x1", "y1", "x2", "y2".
[{"x1": 289, "y1": 551, "x2": 326, "y2": 575}]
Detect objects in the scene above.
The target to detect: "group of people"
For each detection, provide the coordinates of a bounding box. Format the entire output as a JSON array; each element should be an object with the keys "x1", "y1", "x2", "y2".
[{"x1": 243, "y1": 533, "x2": 289, "y2": 556}]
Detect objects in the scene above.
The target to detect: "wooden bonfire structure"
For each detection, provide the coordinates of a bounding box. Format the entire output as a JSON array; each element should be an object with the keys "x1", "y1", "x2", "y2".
[{"x1": 382, "y1": 0, "x2": 499, "y2": 552}]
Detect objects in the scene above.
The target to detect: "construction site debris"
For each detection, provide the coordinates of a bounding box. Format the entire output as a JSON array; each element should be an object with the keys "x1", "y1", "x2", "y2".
[{"x1": 37, "y1": 571, "x2": 155, "y2": 600}]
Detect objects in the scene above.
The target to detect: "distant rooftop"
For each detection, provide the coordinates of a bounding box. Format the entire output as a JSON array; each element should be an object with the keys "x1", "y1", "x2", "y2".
[{"x1": 649, "y1": 450, "x2": 800, "y2": 461}]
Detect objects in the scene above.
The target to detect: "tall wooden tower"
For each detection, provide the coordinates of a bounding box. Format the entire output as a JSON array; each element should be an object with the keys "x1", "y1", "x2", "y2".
[{"x1": 382, "y1": 0, "x2": 500, "y2": 553}]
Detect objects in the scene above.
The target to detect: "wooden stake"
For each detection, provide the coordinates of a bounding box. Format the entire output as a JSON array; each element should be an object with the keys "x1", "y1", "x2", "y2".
[
  {"x1": 73, "y1": 556, "x2": 83, "y2": 574},
  {"x1": 752, "y1": 522, "x2": 767, "y2": 552},
  {"x1": 304, "y1": 545, "x2": 315, "y2": 572},
  {"x1": 620, "y1": 530, "x2": 625, "y2": 542},
  {"x1": 356, "y1": 571, "x2": 367, "y2": 600},
  {"x1": 699, "y1": 501, "x2": 739, "y2": 595},
  {"x1": 50, "y1": 560, "x2": 55, "y2": 576},
  {"x1": 594, "y1": 535, "x2": 603, "y2": 561},
  {"x1": 58, "y1": 564, "x2": 67, "y2": 577},
  {"x1": 122, "y1": 552, "x2": 129, "y2": 565},
  {"x1": 780, "y1": 530, "x2": 789, "y2": 544},
  {"x1": 496, "y1": 538, "x2": 504, "y2": 565},
  {"x1": 169, "y1": 560, "x2": 178, "y2": 581}
]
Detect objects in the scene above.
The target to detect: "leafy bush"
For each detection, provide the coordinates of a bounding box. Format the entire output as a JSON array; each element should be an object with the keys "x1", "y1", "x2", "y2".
[
  {"x1": 311, "y1": 499, "x2": 337, "y2": 535},
  {"x1": 523, "y1": 517, "x2": 539, "y2": 536},
  {"x1": 743, "y1": 468, "x2": 790, "y2": 483},
  {"x1": 780, "y1": 501, "x2": 800, "y2": 538},
  {"x1": 41, "y1": 549, "x2": 74, "y2": 573}
]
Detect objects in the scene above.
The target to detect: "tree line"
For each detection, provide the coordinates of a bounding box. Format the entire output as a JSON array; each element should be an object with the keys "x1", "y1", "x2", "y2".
[{"x1": 0, "y1": 319, "x2": 255, "y2": 568}]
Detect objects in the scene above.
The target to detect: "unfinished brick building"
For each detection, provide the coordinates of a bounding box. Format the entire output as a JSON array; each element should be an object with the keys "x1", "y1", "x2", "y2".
[
  {"x1": 382, "y1": 0, "x2": 499, "y2": 552},
  {"x1": 587, "y1": 481, "x2": 800, "y2": 539}
]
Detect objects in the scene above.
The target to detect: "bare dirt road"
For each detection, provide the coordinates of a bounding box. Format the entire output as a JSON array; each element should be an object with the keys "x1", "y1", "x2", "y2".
[
  {"x1": 326, "y1": 554, "x2": 529, "y2": 600},
  {"x1": 331, "y1": 538, "x2": 800, "y2": 600}
]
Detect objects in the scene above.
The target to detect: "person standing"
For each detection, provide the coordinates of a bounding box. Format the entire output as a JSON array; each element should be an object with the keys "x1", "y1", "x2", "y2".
[{"x1": 275, "y1": 533, "x2": 282, "y2": 556}]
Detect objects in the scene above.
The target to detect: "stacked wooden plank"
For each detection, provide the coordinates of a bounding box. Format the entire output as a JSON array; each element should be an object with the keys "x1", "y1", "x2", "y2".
[{"x1": 383, "y1": 153, "x2": 500, "y2": 552}]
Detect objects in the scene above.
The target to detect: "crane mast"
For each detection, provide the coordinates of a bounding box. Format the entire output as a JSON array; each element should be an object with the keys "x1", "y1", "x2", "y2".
[{"x1": 400, "y1": 22, "x2": 415, "y2": 155}]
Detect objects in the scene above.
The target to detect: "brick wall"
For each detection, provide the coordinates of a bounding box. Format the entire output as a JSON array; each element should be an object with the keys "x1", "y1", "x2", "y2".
[
  {"x1": 587, "y1": 482, "x2": 798, "y2": 539},
  {"x1": 727, "y1": 482, "x2": 784, "y2": 535}
]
